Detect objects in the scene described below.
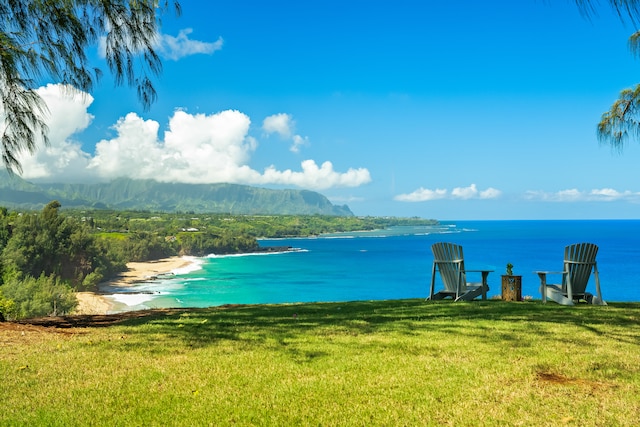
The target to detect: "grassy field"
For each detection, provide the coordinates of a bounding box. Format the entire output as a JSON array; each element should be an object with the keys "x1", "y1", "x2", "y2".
[{"x1": 2, "y1": 300, "x2": 639, "y2": 426}]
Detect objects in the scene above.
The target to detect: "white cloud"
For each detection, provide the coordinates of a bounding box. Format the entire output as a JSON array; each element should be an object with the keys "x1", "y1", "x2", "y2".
[
  {"x1": 524, "y1": 188, "x2": 640, "y2": 202},
  {"x1": 15, "y1": 84, "x2": 94, "y2": 182},
  {"x1": 587, "y1": 188, "x2": 640, "y2": 201},
  {"x1": 89, "y1": 112, "x2": 169, "y2": 180},
  {"x1": 263, "y1": 113, "x2": 293, "y2": 138},
  {"x1": 479, "y1": 187, "x2": 502, "y2": 199},
  {"x1": 451, "y1": 184, "x2": 479, "y2": 199},
  {"x1": 156, "y1": 29, "x2": 223, "y2": 61},
  {"x1": 290, "y1": 135, "x2": 308, "y2": 153},
  {"x1": 394, "y1": 187, "x2": 447, "y2": 202},
  {"x1": 98, "y1": 29, "x2": 222, "y2": 61},
  {"x1": 591, "y1": 188, "x2": 621, "y2": 198},
  {"x1": 10, "y1": 84, "x2": 370, "y2": 191},
  {"x1": 261, "y1": 160, "x2": 371, "y2": 190},
  {"x1": 263, "y1": 113, "x2": 309, "y2": 153},
  {"x1": 556, "y1": 189, "x2": 582, "y2": 201},
  {"x1": 395, "y1": 184, "x2": 501, "y2": 202}
]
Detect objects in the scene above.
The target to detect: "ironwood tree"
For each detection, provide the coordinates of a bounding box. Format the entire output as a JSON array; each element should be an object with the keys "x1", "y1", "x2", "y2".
[
  {"x1": 0, "y1": 0, "x2": 181, "y2": 173},
  {"x1": 575, "y1": 0, "x2": 640, "y2": 149}
]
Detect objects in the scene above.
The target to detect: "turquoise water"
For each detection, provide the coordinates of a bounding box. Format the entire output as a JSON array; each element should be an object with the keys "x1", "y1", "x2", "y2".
[{"x1": 105, "y1": 220, "x2": 640, "y2": 311}]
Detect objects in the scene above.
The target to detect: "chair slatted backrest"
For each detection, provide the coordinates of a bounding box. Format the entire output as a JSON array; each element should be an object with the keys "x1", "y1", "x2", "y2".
[
  {"x1": 432, "y1": 242, "x2": 467, "y2": 293},
  {"x1": 562, "y1": 243, "x2": 598, "y2": 295}
]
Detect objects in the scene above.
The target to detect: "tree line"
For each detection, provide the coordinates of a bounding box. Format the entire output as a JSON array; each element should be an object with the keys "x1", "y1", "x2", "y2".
[{"x1": 0, "y1": 202, "x2": 437, "y2": 320}]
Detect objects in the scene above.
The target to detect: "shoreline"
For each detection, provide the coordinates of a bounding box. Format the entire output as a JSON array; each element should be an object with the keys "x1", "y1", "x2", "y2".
[
  {"x1": 101, "y1": 256, "x2": 195, "y2": 288},
  {"x1": 74, "y1": 256, "x2": 195, "y2": 315},
  {"x1": 73, "y1": 247, "x2": 295, "y2": 315}
]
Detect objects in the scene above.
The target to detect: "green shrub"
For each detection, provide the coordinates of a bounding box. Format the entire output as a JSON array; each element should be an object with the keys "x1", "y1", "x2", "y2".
[
  {"x1": 1, "y1": 274, "x2": 77, "y2": 319},
  {"x1": 0, "y1": 294, "x2": 16, "y2": 321}
]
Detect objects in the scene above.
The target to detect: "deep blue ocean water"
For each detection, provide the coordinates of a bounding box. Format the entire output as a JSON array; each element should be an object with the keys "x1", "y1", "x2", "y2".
[{"x1": 105, "y1": 220, "x2": 640, "y2": 311}]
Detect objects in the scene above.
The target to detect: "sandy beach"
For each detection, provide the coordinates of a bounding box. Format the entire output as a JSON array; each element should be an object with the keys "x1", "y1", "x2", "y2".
[{"x1": 74, "y1": 257, "x2": 194, "y2": 315}]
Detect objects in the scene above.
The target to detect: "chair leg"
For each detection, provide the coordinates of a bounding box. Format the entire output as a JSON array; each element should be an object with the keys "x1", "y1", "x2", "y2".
[
  {"x1": 481, "y1": 271, "x2": 489, "y2": 300},
  {"x1": 537, "y1": 272, "x2": 547, "y2": 303},
  {"x1": 592, "y1": 266, "x2": 607, "y2": 305},
  {"x1": 428, "y1": 263, "x2": 437, "y2": 301}
]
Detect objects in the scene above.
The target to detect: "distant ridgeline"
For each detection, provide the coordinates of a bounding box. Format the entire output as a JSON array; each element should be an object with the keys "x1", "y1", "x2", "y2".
[{"x1": 0, "y1": 172, "x2": 353, "y2": 216}]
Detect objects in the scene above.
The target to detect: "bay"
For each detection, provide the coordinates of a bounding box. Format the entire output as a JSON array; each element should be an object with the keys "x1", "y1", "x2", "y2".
[{"x1": 106, "y1": 220, "x2": 640, "y2": 311}]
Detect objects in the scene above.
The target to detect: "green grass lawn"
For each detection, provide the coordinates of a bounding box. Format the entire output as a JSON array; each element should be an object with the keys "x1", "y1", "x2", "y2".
[{"x1": 2, "y1": 300, "x2": 639, "y2": 426}]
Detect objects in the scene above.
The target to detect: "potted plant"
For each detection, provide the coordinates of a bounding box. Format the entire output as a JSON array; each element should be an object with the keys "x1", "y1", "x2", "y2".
[
  {"x1": 506, "y1": 263, "x2": 513, "y2": 276},
  {"x1": 501, "y1": 262, "x2": 522, "y2": 301}
]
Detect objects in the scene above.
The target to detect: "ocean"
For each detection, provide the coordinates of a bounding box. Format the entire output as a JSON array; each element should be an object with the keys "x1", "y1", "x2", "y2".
[{"x1": 105, "y1": 220, "x2": 640, "y2": 311}]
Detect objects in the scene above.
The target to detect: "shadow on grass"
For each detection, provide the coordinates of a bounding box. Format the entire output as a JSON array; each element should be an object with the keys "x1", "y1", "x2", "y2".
[{"x1": 19, "y1": 300, "x2": 640, "y2": 350}]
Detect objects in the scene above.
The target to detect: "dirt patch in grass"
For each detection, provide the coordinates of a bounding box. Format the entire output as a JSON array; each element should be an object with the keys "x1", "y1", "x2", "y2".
[
  {"x1": 536, "y1": 371, "x2": 617, "y2": 391},
  {"x1": 0, "y1": 304, "x2": 248, "y2": 333},
  {"x1": 0, "y1": 305, "x2": 253, "y2": 347},
  {"x1": 0, "y1": 321, "x2": 80, "y2": 348},
  {"x1": 0, "y1": 309, "x2": 184, "y2": 345},
  {"x1": 7, "y1": 308, "x2": 189, "y2": 328}
]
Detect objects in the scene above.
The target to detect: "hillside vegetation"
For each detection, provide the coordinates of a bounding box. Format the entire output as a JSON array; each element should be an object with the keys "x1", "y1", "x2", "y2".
[
  {"x1": 0, "y1": 173, "x2": 353, "y2": 215},
  {"x1": 0, "y1": 202, "x2": 436, "y2": 320}
]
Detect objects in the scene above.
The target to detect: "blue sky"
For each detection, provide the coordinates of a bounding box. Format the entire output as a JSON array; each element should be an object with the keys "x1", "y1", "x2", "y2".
[{"x1": 11, "y1": 0, "x2": 640, "y2": 219}]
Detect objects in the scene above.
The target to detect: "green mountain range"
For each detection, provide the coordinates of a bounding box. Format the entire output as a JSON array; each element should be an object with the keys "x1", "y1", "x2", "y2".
[{"x1": 0, "y1": 173, "x2": 353, "y2": 216}]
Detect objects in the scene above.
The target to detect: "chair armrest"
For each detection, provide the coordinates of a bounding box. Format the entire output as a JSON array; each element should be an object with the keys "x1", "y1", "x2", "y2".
[
  {"x1": 463, "y1": 270, "x2": 493, "y2": 283},
  {"x1": 462, "y1": 270, "x2": 492, "y2": 300},
  {"x1": 535, "y1": 271, "x2": 568, "y2": 284}
]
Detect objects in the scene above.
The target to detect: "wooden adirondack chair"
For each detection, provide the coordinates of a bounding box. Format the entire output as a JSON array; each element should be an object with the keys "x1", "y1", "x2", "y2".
[
  {"x1": 535, "y1": 242, "x2": 606, "y2": 306},
  {"x1": 428, "y1": 242, "x2": 491, "y2": 301}
]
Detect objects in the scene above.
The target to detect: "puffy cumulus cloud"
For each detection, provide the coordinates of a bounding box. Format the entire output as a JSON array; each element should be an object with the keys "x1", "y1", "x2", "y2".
[
  {"x1": 90, "y1": 113, "x2": 369, "y2": 187},
  {"x1": 89, "y1": 112, "x2": 168, "y2": 180},
  {"x1": 260, "y1": 160, "x2": 371, "y2": 190},
  {"x1": 451, "y1": 184, "x2": 502, "y2": 199},
  {"x1": 263, "y1": 113, "x2": 293, "y2": 138},
  {"x1": 451, "y1": 184, "x2": 477, "y2": 200},
  {"x1": 15, "y1": 84, "x2": 95, "y2": 182},
  {"x1": 263, "y1": 113, "x2": 309, "y2": 153},
  {"x1": 394, "y1": 187, "x2": 447, "y2": 202},
  {"x1": 11, "y1": 84, "x2": 370, "y2": 190},
  {"x1": 524, "y1": 188, "x2": 640, "y2": 202},
  {"x1": 395, "y1": 184, "x2": 501, "y2": 202}
]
